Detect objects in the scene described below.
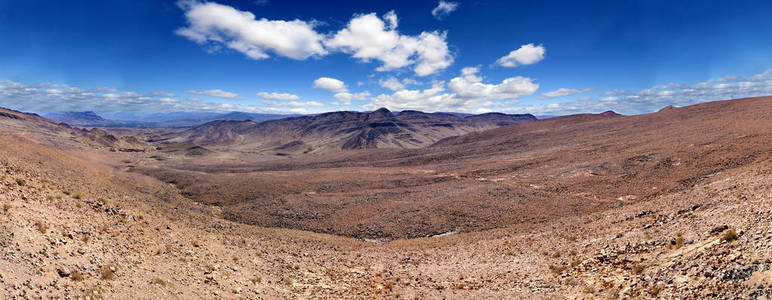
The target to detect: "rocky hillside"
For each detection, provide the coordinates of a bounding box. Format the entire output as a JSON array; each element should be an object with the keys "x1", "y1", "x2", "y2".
[
  {"x1": 156, "y1": 108, "x2": 536, "y2": 154},
  {"x1": 0, "y1": 107, "x2": 149, "y2": 152}
]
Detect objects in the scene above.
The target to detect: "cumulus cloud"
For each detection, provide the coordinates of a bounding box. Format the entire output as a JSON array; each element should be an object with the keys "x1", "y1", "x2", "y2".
[
  {"x1": 313, "y1": 77, "x2": 348, "y2": 93},
  {"x1": 366, "y1": 67, "x2": 538, "y2": 112},
  {"x1": 325, "y1": 11, "x2": 453, "y2": 76},
  {"x1": 176, "y1": 1, "x2": 327, "y2": 60},
  {"x1": 541, "y1": 88, "x2": 593, "y2": 99},
  {"x1": 448, "y1": 67, "x2": 539, "y2": 100},
  {"x1": 495, "y1": 43, "x2": 546, "y2": 67},
  {"x1": 431, "y1": 1, "x2": 459, "y2": 20},
  {"x1": 184, "y1": 89, "x2": 239, "y2": 99},
  {"x1": 257, "y1": 92, "x2": 300, "y2": 100},
  {"x1": 177, "y1": 3, "x2": 454, "y2": 76}
]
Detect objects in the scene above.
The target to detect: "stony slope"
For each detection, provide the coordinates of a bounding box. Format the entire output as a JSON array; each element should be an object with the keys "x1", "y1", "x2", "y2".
[{"x1": 156, "y1": 108, "x2": 536, "y2": 154}]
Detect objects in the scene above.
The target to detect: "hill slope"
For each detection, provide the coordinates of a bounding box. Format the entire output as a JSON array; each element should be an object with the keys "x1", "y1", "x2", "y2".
[
  {"x1": 0, "y1": 97, "x2": 770, "y2": 298},
  {"x1": 157, "y1": 108, "x2": 536, "y2": 154}
]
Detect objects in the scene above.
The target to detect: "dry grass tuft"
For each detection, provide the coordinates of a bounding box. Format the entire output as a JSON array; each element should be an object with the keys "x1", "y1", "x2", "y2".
[
  {"x1": 151, "y1": 277, "x2": 169, "y2": 286},
  {"x1": 71, "y1": 270, "x2": 85, "y2": 282},
  {"x1": 15, "y1": 178, "x2": 26, "y2": 186},
  {"x1": 100, "y1": 265, "x2": 117, "y2": 280},
  {"x1": 720, "y1": 229, "x2": 739, "y2": 242},
  {"x1": 675, "y1": 232, "x2": 685, "y2": 249},
  {"x1": 34, "y1": 220, "x2": 47, "y2": 234}
]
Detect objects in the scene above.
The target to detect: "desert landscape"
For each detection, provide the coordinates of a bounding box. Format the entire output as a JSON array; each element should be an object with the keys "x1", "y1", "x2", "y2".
[
  {"x1": 2, "y1": 1, "x2": 772, "y2": 299},
  {"x1": 1, "y1": 96, "x2": 771, "y2": 299}
]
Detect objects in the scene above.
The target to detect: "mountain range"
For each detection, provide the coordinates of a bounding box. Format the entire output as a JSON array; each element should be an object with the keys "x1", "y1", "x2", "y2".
[{"x1": 155, "y1": 107, "x2": 538, "y2": 154}]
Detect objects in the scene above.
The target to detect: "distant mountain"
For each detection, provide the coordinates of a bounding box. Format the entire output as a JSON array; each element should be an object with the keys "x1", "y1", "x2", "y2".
[
  {"x1": 46, "y1": 111, "x2": 296, "y2": 128},
  {"x1": 2, "y1": 107, "x2": 149, "y2": 151},
  {"x1": 157, "y1": 107, "x2": 536, "y2": 154},
  {"x1": 44, "y1": 111, "x2": 117, "y2": 126}
]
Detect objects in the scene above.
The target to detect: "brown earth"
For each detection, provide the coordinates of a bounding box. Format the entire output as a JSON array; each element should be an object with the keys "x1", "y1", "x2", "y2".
[
  {"x1": 152, "y1": 107, "x2": 535, "y2": 154},
  {"x1": 0, "y1": 96, "x2": 771, "y2": 299},
  {"x1": 136, "y1": 97, "x2": 771, "y2": 240}
]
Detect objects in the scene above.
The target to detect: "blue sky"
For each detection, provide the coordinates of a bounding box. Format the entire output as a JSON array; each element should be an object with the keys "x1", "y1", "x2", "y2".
[{"x1": 0, "y1": 0, "x2": 771, "y2": 115}]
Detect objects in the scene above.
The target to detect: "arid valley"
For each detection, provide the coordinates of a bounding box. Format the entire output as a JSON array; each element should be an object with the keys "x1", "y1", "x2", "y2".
[
  {"x1": 1, "y1": 96, "x2": 771, "y2": 298},
  {"x1": 2, "y1": 1, "x2": 772, "y2": 299}
]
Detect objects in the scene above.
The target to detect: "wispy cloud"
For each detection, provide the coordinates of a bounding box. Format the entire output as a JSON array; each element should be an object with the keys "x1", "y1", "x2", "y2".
[
  {"x1": 257, "y1": 92, "x2": 300, "y2": 101},
  {"x1": 0, "y1": 80, "x2": 313, "y2": 114},
  {"x1": 541, "y1": 88, "x2": 593, "y2": 99},
  {"x1": 184, "y1": 89, "x2": 239, "y2": 99},
  {"x1": 507, "y1": 71, "x2": 772, "y2": 115},
  {"x1": 431, "y1": 1, "x2": 459, "y2": 20}
]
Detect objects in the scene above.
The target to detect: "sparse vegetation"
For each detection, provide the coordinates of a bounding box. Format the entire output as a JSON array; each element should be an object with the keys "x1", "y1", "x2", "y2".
[
  {"x1": 549, "y1": 264, "x2": 567, "y2": 275},
  {"x1": 582, "y1": 285, "x2": 596, "y2": 294},
  {"x1": 71, "y1": 270, "x2": 85, "y2": 282},
  {"x1": 73, "y1": 192, "x2": 83, "y2": 199},
  {"x1": 632, "y1": 264, "x2": 645, "y2": 275},
  {"x1": 675, "y1": 232, "x2": 685, "y2": 249},
  {"x1": 100, "y1": 265, "x2": 117, "y2": 280},
  {"x1": 151, "y1": 277, "x2": 169, "y2": 286},
  {"x1": 15, "y1": 178, "x2": 26, "y2": 186},
  {"x1": 34, "y1": 220, "x2": 47, "y2": 234},
  {"x1": 720, "y1": 229, "x2": 739, "y2": 242}
]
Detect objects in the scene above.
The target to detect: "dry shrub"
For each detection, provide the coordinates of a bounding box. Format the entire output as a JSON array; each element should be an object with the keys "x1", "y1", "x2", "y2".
[
  {"x1": 675, "y1": 233, "x2": 685, "y2": 249},
  {"x1": 34, "y1": 220, "x2": 47, "y2": 234},
  {"x1": 100, "y1": 265, "x2": 117, "y2": 280},
  {"x1": 632, "y1": 264, "x2": 645, "y2": 275},
  {"x1": 15, "y1": 178, "x2": 26, "y2": 186},
  {"x1": 582, "y1": 285, "x2": 596, "y2": 294},
  {"x1": 549, "y1": 264, "x2": 567, "y2": 275},
  {"x1": 71, "y1": 270, "x2": 85, "y2": 282},
  {"x1": 151, "y1": 277, "x2": 169, "y2": 286},
  {"x1": 720, "y1": 229, "x2": 739, "y2": 242}
]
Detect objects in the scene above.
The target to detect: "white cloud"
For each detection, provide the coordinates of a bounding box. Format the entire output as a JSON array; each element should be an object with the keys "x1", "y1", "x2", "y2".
[
  {"x1": 495, "y1": 43, "x2": 546, "y2": 67},
  {"x1": 448, "y1": 67, "x2": 539, "y2": 100},
  {"x1": 176, "y1": 3, "x2": 454, "y2": 76},
  {"x1": 325, "y1": 11, "x2": 453, "y2": 76},
  {"x1": 257, "y1": 92, "x2": 300, "y2": 100},
  {"x1": 149, "y1": 91, "x2": 175, "y2": 97},
  {"x1": 715, "y1": 75, "x2": 740, "y2": 82},
  {"x1": 262, "y1": 100, "x2": 324, "y2": 107},
  {"x1": 183, "y1": 89, "x2": 239, "y2": 99},
  {"x1": 510, "y1": 71, "x2": 772, "y2": 115},
  {"x1": 365, "y1": 67, "x2": 538, "y2": 112},
  {"x1": 432, "y1": 1, "x2": 459, "y2": 20},
  {"x1": 0, "y1": 80, "x2": 325, "y2": 114},
  {"x1": 176, "y1": 1, "x2": 326, "y2": 60},
  {"x1": 541, "y1": 88, "x2": 593, "y2": 99},
  {"x1": 313, "y1": 77, "x2": 347, "y2": 93},
  {"x1": 379, "y1": 77, "x2": 404, "y2": 91},
  {"x1": 334, "y1": 92, "x2": 370, "y2": 105}
]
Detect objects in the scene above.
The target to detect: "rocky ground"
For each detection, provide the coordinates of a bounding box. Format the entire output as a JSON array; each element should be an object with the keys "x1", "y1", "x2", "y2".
[
  {"x1": 1, "y1": 97, "x2": 771, "y2": 299},
  {"x1": 1, "y1": 129, "x2": 771, "y2": 299}
]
